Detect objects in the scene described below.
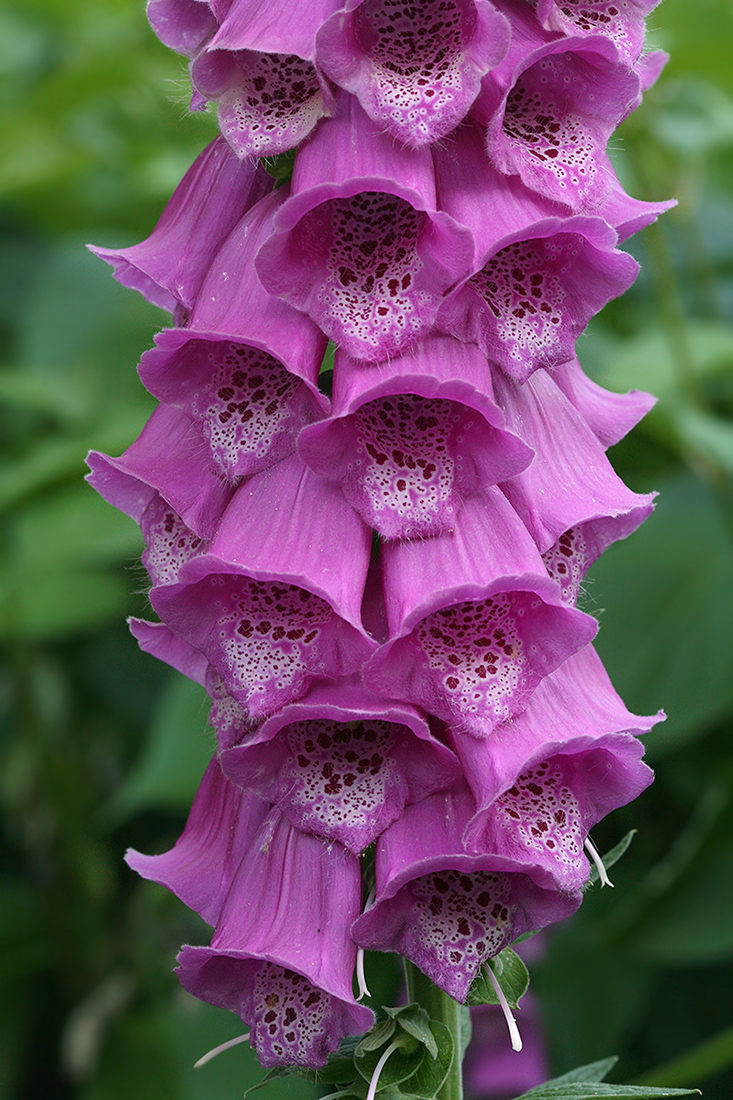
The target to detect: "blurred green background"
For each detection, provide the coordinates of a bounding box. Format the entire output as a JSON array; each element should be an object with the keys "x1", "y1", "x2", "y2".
[{"x1": 0, "y1": 1, "x2": 732, "y2": 1098}]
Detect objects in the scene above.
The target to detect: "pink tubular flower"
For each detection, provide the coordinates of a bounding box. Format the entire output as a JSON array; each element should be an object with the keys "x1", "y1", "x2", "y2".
[
  {"x1": 190, "y1": 0, "x2": 340, "y2": 156},
  {"x1": 89, "y1": 137, "x2": 272, "y2": 320},
  {"x1": 297, "y1": 336, "x2": 532, "y2": 539},
  {"x1": 86, "y1": 404, "x2": 233, "y2": 539},
  {"x1": 534, "y1": 0, "x2": 661, "y2": 68},
  {"x1": 152, "y1": 455, "x2": 377, "y2": 722},
  {"x1": 177, "y1": 807, "x2": 375, "y2": 1067},
  {"x1": 492, "y1": 369, "x2": 655, "y2": 599},
  {"x1": 255, "y1": 92, "x2": 474, "y2": 363},
  {"x1": 366, "y1": 486, "x2": 598, "y2": 736},
  {"x1": 220, "y1": 676, "x2": 460, "y2": 854},
  {"x1": 352, "y1": 782, "x2": 581, "y2": 1003},
  {"x1": 434, "y1": 121, "x2": 639, "y2": 380},
  {"x1": 549, "y1": 356, "x2": 656, "y2": 448},
  {"x1": 452, "y1": 644, "x2": 659, "y2": 889},
  {"x1": 138, "y1": 189, "x2": 329, "y2": 482},
  {"x1": 472, "y1": 0, "x2": 641, "y2": 212},
  {"x1": 315, "y1": 0, "x2": 511, "y2": 147}
]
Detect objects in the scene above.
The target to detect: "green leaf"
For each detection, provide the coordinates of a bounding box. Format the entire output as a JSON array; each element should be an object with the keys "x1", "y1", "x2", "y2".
[
  {"x1": 516, "y1": 1086, "x2": 699, "y2": 1099},
  {"x1": 385, "y1": 1004, "x2": 438, "y2": 1059},
  {"x1": 356, "y1": 1019, "x2": 397, "y2": 1055},
  {"x1": 465, "y1": 948, "x2": 530, "y2": 1009},
  {"x1": 395, "y1": 1021, "x2": 453, "y2": 1100},
  {"x1": 584, "y1": 832, "x2": 637, "y2": 890},
  {"x1": 354, "y1": 1036, "x2": 424, "y2": 1089},
  {"x1": 542, "y1": 1059, "x2": 619, "y2": 1085}
]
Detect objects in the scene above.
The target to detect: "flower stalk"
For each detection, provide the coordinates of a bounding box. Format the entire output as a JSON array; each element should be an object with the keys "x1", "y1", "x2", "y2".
[{"x1": 404, "y1": 963, "x2": 467, "y2": 1100}]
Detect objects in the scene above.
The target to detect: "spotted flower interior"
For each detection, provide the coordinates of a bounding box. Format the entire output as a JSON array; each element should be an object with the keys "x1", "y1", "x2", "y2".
[{"x1": 90, "y1": 0, "x2": 668, "y2": 1071}]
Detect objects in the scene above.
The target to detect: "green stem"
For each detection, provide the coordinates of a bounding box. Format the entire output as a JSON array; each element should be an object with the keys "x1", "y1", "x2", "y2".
[{"x1": 404, "y1": 962, "x2": 467, "y2": 1100}]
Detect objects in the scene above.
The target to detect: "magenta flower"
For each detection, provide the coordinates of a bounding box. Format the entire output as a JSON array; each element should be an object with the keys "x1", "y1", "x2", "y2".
[
  {"x1": 297, "y1": 335, "x2": 532, "y2": 538},
  {"x1": 549, "y1": 355, "x2": 656, "y2": 448},
  {"x1": 255, "y1": 93, "x2": 474, "y2": 362},
  {"x1": 220, "y1": 676, "x2": 460, "y2": 854},
  {"x1": 352, "y1": 782, "x2": 581, "y2": 1002},
  {"x1": 534, "y1": 0, "x2": 661, "y2": 67},
  {"x1": 492, "y1": 369, "x2": 655, "y2": 600},
  {"x1": 138, "y1": 189, "x2": 329, "y2": 481},
  {"x1": 315, "y1": 0, "x2": 511, "y2": 147},
  {"x1": 471, "y1": 0, "x2": 641, "y2": 211},
  {"x1": 86, "y1": 404, "x2": 233, "y2": 544},
  {"x1": 366, "y1": 485, "x2": 597, "y2": 735},
  {"x1": 89, "y1": 137, "x2": 271, "y2": 321},
  {"x1": 177, "y1": 807, "x2": 374, "y2": 1066},
  {"x1": 434, "y1": 121, "x2": 640, "y2": 380},
  {"x1": 126, "y1": 753, "x2": 270, "y2": 925},
  {"x1": 129, "y1": 757, "x2": 373, "y2": 1067},
  {"x1": 452, "y1": 645, "x2": 658, "y2": 889},
  {"x1": 152, "y1": 455, "x2": 377, "y2": 722}
]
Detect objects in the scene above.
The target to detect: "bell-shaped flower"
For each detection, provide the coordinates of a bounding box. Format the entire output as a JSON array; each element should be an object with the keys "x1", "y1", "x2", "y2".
[
  {"x1": 152, "y1": 455, "x2": 377, "y2": 723},
  {"x1": 297, "y1": 336, "x2": 532, "y2": 539},
  {"x1": 535, "y1": 0, "x2": 660, "y2": 67},
  {"x1": 451, "y1": 644, "x2": 659, "y2": 890},
  {"x1": 126, "y1": 753, "x2": 270, "y2": 925},
  {"x1": 220, "y1": 676, "x2": 460, "y2": 854},
  {"x1": 86, "y1": 405, "x2": 234, "y2": 587},
  {"x1": 472, "y1": 0, "x2": 641, "y2": 212},
  {"x1": 434, "y1": 122, "x2": 639, "y2": 380},
  {"x1": 315, "y1": 0, "x2": 511, "y2": 147},
  {"x1": 89, "y1": 137, "x2": 271, "y2": 319},
  {"x1": 177, "y1": 808, "x2": 374, "y2": 1067},
  {"x1": 256, "y1": 92, "x2": 474, "y2": 364},
  {"x1": 365, "y1": 485, "x2": 597, "y2": 737},
  {"x1": 147, "y1": 0, "x2": 219, "y2": 59},
  {"x1": 351, "y1": 782, "x2": 580, "y2": 1003},
  {"x1": 139, "y1": 189, "x2": 329, "y2": 482},
  {"x1": 549, "y1": 357, "x2": 655, "y2": 449},
  {"x1": 129, "y1": 618, "x2": 254, "y2": 749},
  {"x1": 493, "y1": 370, "x2": 654, "y2": 603},
  {"x1": 190, "y1": 0, "x2": 340, "y2": 157},
  {"x1": 85, "y1": 407, "x2": 234, "y2": 539}
]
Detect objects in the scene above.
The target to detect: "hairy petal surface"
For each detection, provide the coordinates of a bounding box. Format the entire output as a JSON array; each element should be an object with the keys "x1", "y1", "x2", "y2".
[
  {"x1": 191, "y1": 0, "x2": 340, "y2": 156},
  {"x1": 473, "y1": 2, "x2": 640, "y2": 212}
]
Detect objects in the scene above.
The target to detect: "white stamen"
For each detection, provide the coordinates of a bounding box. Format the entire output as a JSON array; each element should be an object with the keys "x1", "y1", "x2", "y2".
[
  {"x1": 193, "y1": 1032, "x2": 250, "y2": 1068},
  {"x1": 366, "y1": 1040, "x2": 400, "y2": 1100},
  {"x1": 356, "y1": 946, "x2": 371, "y2": 1001},
  {"x1": 585, "y1": 837, "x2": 614, "y2": 887},
  {"x1": 485, "y1": 965, "x2": 523, "y2": 1052}
]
